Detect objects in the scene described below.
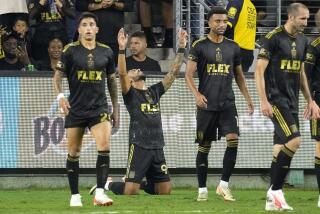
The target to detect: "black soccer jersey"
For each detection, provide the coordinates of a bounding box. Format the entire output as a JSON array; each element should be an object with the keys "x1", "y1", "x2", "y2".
[
  {"x1": 258, "y1": 26, "x2": 308, "y2": 113},
  {"x1": 58, "y1": 41, "x2": 115, "y2": 118},
  {"x1": 188, "y1": 36, "x2": 241, "y2": 111},
  {"x1": 123, "y1": 82, "x2": 165, "y2": 149},
  {"x1": 305, "y1": 37, "x2": 320, "y2": 94}
]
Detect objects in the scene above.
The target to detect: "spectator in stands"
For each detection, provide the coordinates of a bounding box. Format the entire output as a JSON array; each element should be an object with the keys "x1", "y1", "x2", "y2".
[
  {"x1": 139, "y1": 0, "x2": 173, "y2": 48},
  {"x1": 28, "y1": 0, "x2": 75, "y2": 61},
  {"x1": 225, "y1": 0, "x2": 256, "y2": 72},
  {"x1": 76, "y1": 0, "x2": 133, "y2": 61},
  {"x1": 126, "y1": 31, "x2": 162, "y2": 74},
  {"x1": 36, "y1": 37, "x2": 63, "y2": 71},
  {"x1": 0, "y1": 32, "x2": 30, "y2": 71},
  {"x1": 12, "y1": 16, "x2": 32, "y2": 59},
  {"x1": 0, "y1": 0, "x2": 28, "y2": 30},
  {"x1": 0, "y1": 25, "x2": 7, "y2": 59}
]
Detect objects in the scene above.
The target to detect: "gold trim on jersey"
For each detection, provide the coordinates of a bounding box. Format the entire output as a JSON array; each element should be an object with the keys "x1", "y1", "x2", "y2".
[
  {"x1": 311, "y1": 37, "x2": 320, "y2": 47},
  {"x1": 63, "y1": 41, "x2": 80, "y2": 52},
  {"x1": 97, "y1": 42, "x2": 111, "y2": 49},
  {"x1": 272, "y1": 106, "x2": 291, "y2": 137},
  {"x1": 125, "y1": 144, "x2": 135, "y2": 179},
  {"x1": 191, "y1": 37, "x2": 206, "y2": 48},
  {"x1": 265, "y1": 27, "x2": 282, "y2": 39}
]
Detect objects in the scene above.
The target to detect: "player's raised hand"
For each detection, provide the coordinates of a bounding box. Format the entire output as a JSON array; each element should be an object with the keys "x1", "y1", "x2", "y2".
[
  {"x1": 177, "y1": 28, "x2": 188, "y2": 48},
  {"x1": 260, "y1": 99, "x2": 273, "y2": 118},
  {"x1": 195, "y1": 92, "x2": 208, "y2": 108},
  {"x1": 117, "y1": 28, "x2": 128, "y2": 50}
]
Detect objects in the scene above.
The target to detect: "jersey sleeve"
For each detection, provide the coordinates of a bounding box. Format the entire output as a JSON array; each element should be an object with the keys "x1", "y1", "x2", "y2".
[
  {"x1": 225, "y1": 0, "x2": 243, "y2": 40},
  {"x1": 150, "y1": 82, "x2": 165, "y2": 99},
  {"x1": 188, "y1": 41, "x2": 201, "y2": 62},
  {"x1": 106, "y1": 48, "x2": 116, "y2": 75},
  {"x1": 257, "y1": 34, "x2": 276, "y2": 60},
  {"x1": 122, "y1": 86, "x2": 134, "y2": 106},
  {"x1": 304, "y1": 43, "x2": 317, "y2": 81},
  {"x1": 56, "y1": 45, "x2": 72, "y2": 74}
]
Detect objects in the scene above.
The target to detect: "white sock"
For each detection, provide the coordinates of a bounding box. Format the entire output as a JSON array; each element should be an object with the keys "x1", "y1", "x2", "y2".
[
  {"x1": 199, "y1": 187, "x2": 207, "y2": 192},
  {"x1": 96, "y1": 188, "x2": 104, "y2": 195},
  {"x1": 72, "y1": 193, "x2": 80, "y2": 197},
  {"x1": 219, "y1": 180, "x2": 228, "y2": 188},
  {"x1": 104, "y1": 179, "x2": 112, "y2": 191}
]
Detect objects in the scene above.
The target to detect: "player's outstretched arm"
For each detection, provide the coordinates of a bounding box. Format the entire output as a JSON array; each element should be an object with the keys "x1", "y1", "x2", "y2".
[
  {"x1": 255, "y1": 58, "x2": 272, "y2": 118},
  {"x1": 234, "y1": 65, "x2": 254, "y2": 115},
  {"x1": 162, "y1": 28, "x2": 188, "y2": 91},
  {"x1": 300, "y1": 63, "x2": 320, "y2": 119},
  {"x1": 117, "y1": 28, "x2": 131, "y2": 94}
]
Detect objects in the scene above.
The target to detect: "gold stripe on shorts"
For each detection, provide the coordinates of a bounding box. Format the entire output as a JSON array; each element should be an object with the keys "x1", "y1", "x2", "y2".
[
  {"x1": 312, "y1": 119, "x2": 317, "y2": 136},
  {"x1": 272, "y1": 106, "x2": 291, "y2": 137},
  {"x1": 125, "y1": 144, "x2": 135, "y2": 178}
]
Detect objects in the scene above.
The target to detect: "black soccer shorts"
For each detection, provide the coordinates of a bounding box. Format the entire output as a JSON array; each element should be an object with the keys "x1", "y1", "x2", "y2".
[
  {"x1": 271, "y1": 105, "x2": 300, "y2": 145},
  {"x1": 64, "y1": 112, "x2": 111, "y2": 129},
  {"x1": 125, "y1": 144, "x2": 170, "y2": 184},
  {"x1": 195, "y1": 104, "x2": 239, "y2": 145}
]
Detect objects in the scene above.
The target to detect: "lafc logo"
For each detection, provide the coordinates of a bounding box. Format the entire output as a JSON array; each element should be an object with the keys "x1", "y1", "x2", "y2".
[
  {"x1": 280, "y1": 60, "x2": 301, "y2": 72},
  {"x1": 140, "y1": 103, "x2": 160, "y2": 114},
  {"x1": 77, "y1": 70, "x2": 102, "y2": 81},
  {"x1": 207, "y1": 63, "x2": 230, "y2": 74}
]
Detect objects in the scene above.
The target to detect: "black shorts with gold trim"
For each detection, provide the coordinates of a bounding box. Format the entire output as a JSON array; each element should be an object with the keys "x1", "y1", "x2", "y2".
[
  {"x1": 125, "y1": 144, "x2": 170, "y2": 184},
  {"x1": 311, "y1": 94, "x2": 320, "y2": 141},
  {"x1": 195, "y1": 104, "x2": 239, "y2": 144},
  {"x1": 271, "y1": 105, "x2": 300, "y2": 144},
  {"x1": 64, "y1": 112, "x2": 111, "y2": 129}
]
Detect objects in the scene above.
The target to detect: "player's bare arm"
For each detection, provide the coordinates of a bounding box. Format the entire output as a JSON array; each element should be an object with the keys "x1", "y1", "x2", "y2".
[
  {"x1": 255, "y1": 58, "x2": 272, "y2": 118},
  {"x1": 185, "y1": 60, "x2": 207, "y2": 109},
  {"x1": 107, "y1": 72, "x2": 120, "y2": 129},
  {"x1": 117, "y1": 28, "x2": 131, "y2": 94},
  {"x1": 162, "y1": 28, "x2": 187, "y2": 91},
  {"x1": 53, "y1": 68, "x2": 70, "y2": 115},
  {"x1": 300, "y1": 63, "x2": 320, "y2": 119},
  {"x1": 234, "y1": 65, "x2": 254, "y2": 115}
]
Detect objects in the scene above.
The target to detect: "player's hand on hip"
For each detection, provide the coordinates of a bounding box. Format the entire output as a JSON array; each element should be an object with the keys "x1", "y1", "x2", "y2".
[
  {"x1": 260, "y1": 100, "x2": 273, "y2": 118},
  {"x1": 117, "y1": 28, "x2": 128, "y2": 50},
  {"x1": 247, "y1": 101, "x2": 254, "y2": 115},
  {"x1": 111, "y1": 110, "x2": 120, "y2": 134},
  {"x1": 58, "y1": 98, "x2": 70, "y2": 116},
  {"x1": 195, "y1": 92, "x2": 207, "y2": 108}
]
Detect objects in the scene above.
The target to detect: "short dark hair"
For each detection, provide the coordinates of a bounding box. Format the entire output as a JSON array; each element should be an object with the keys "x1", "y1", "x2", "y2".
[
  {"x1": 207, "y1": 6, "x2": 228, "y2": 20},
  {"x1": 78, "y1": 12, "x2": 99, "y2": 26},
  {"x1": 130, "y1": 31, "x2": 147, "y2": 40},
  {"x1": 13, "y1": 15, "x2": 29, "y2": 26},
  {"x1": 2, "y1": 32, "x2": 18, "y2": 44},
  {"x1": 287, "y1": 3, "x2": 308, "y2": 17}
]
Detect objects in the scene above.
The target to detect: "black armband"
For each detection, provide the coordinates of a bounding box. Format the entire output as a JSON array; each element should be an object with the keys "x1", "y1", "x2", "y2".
[
  {"x1": 118, "y1": 49, "x2": 126, "y2": 54},
  {"x1": 177, "y1": 48, "x2": 185, "y2": 53}
]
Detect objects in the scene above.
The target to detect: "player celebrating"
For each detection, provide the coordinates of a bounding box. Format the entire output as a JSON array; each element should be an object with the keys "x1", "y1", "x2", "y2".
[
  {"x1": 185, "y1": 6, "x2": 254, "y2": 202},
  {"x1": 53, "y1": 12, "x2": 119, "y2": 207},
  {"x1": 255, "y1": 3, "x2": 320, "y2": 211}
]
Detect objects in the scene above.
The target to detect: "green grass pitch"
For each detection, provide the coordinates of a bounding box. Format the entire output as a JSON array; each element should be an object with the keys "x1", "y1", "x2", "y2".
[{"x1": 0, "y1": 188, "x2": 319, "y2": 213}]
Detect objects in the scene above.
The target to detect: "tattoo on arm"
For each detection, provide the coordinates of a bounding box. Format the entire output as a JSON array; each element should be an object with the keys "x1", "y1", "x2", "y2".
[
  {"x1": 107, "y1": 73, "x2": 119, "y2": 109},
  {"x1": 162, "y1": 52, "x2": 185, "y2": 91},
  {"x1": 53, "y1": 70, "x2": 64, "y2": 94}
]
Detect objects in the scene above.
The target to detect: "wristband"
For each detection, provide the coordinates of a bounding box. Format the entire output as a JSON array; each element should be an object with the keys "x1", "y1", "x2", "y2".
[
  {"x1": 57, "y1": 93, "x2": 65, "y2": 101},
  {"x1": 177, "y1": 48, "x2": 185, "y2": 53},
  {"x1": 119, "y1": 49, "x2": 126, "y2": 54}
]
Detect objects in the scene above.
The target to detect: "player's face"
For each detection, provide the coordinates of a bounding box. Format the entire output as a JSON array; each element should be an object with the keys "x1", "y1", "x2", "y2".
[
  {"x1": 48, "y1": 39, "x2": 63, "y2": 60},
  {"x1": 130, "y1": 37, "x2": 147, "y2": 56},
  {"x1": 290, "y1": 7, "x2": 309, "y2": 32},
  {"x1": 128, "y1": 69, "x2": 146, "y2": 82},
  {"x1": 78, "y1": 18, "x2": 99, "y2": 41},
  {"x1": 208, "y1": 14, "x2": 228, "y2": 35}
]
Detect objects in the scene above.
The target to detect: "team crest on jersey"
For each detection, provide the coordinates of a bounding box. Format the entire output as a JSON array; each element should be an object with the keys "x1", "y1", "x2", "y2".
[
  {"x1": 228, "y1": 7, "x2": 237, "y2": 19},
  {"x1": 145, "y1": 90, "x2": 153, "y2": 103},
  {"x1": 87, "y1": 53, "x2": 94, "y2": 69},
  {"x1": 291, "y1": 42, "x2": 297, "y2": 59},
  {"x1": 306, "y1": 53, "x2": 314, "y2": 62},
  {"x1": 259, "y1": 48, "x2": 269, "y2": 58},
  {"x1": 215, "y1": 48, "x2": 222, "y2": 62}
]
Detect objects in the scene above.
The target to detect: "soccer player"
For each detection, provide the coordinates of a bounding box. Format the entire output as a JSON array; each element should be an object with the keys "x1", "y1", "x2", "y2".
[
  {"x1": 91, "y1": 27, "x2": 187, "y2": 195},
  {"x1": 53, "y1": 12, "x2": 119, "y2": 207},
  {"x1": 185, "y1": 6, "x2": 254, "y2": 202},
  {"x1": 255, "y1": 3, "x2": 320, "y2": 211},
  {"x1": 305, "y1": 35, "x2": 320, "y2": 208}
]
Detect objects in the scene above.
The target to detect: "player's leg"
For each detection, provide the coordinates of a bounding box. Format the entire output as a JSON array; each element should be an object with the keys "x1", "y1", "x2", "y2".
[
  {"x1": 266, "y1": 105, "x2": 299, "y2": 211},
  {"x1": 66, "y1": 127, "x2": 85, "y2": 207},
  {"x1": 195, "y1": 109, "x2": 216, "y2": 201},
  {"x1": 90, "y1": 113, "x2": 113, "y2": 206},
  {"x1": 216, "y1": 105, "x2": 239, "y2": 202},
  {"x1": 148, "y1": 148, "x2": 171, "y2": 195}
]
